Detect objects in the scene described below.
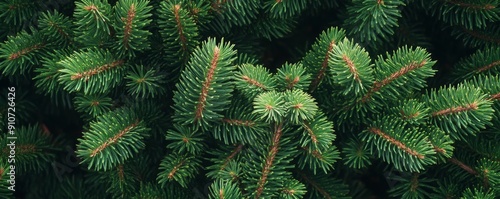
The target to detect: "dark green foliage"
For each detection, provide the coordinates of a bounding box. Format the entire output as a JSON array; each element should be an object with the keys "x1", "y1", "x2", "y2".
[
  {"x1": 172, "y1": 38, "x2": 237, "y2": 130},
  {"x1": 113, "y1": 0, "x2": 153, "y2": 57},
  {"x1": 58, "y1": 48, "x2": 128, "y2": 94},
  {"x1": 425, "y1": 85, "x2": 494, "y2": 140},
  {"x1": 73, "y1": 0, "x2": 112, "y2": 46},
  {"x1": 1, "y1": 0, "x2": 499, "y2": 198},
  {"x1": 76, "y1": 107, "x2": 150, "y2": 171},
  {"x1": 125, "y1": 64, "x2": 166, "y2": 98},
  {"x1": 0, "y1": 30, "x2": 45, "y2": 75},
  {"x1": 0, "y1": 125, "x2": 55, "y2": 174}
]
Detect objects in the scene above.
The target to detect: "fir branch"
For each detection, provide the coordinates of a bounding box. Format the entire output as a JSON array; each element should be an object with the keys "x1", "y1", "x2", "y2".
[
  {"x1": 195, "y1": 46, "x2": 220, "y2": 121},
  {"x1": 431, "y1": 103, "x2": 478, "y2": 116},
  {"x1": 113, "y1": 0, "x2": 153, "y2": 57},
  {"x1": 298, "y1": 171, "x2": 331, "y2": 199},
  {"x1": 76, "y1": 108, "x2": 150, "y2": 171},
  {"x1": 368, "y1": 127, "x2": 424, "y2": 159},
  {"x1": 425, "y1": 85, "x2": 494, "y2": 140},
  {"x1": 361, "y1": 60, "x2": 427, "y2": 103},
  {"x1": 172, "y1": 38, "x2": 236, "y2": 130},
  {"x1": 304, "y1": 27, "x2": 346, "y2": 92},
  {"x1": 255, "y1": 123, "x2": 284, "y2": 199},
  {"x1": 58, "y1": 48, "x2": 127, "y2": 94},
  {"x1": 449, "y1": 157, "x2": 478, "y2": 175},
  {"x1": 0, "y1": 30, "x2": 45, "y2": 76}
]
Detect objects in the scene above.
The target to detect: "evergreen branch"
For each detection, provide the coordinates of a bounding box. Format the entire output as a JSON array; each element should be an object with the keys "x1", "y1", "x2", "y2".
[
  {"x1": 449, "y1": 157, "x2": 478, "y2": 175},
  {"x1": 214, "y1": 97, "x2": 265, "y2": 144},
  {"x1": 157, "y1": 0, "x2": 200, "y2": 73},
  {"x1": 461, "y1": 187, "x2": 496, "y2": 198},
  {"x1": 165, "y1": 124, "x2": 205, "y2": 155},
  {"x1": 388, "y1": 99, "x2": 430, "y2": 124},
  {"x1": 279, "y1": 179, "x2": 307, "y2": 199},
  {"x1": 73, "y1": 0, "x2": 112, "y2": 46},
  {"x1": 342, "y1": 137, "x2": 372, "y2": 169},
  {"x1": 311, "y1": 40, "x2": 335, "y2": 92},
  {"x1": 276, "y1": 62, "x2": 311, "y2": 91},
  {"x1": 58, "y1": 48, "x2": 127, "y2": 94},
  {"x1": 0, "y1": 30, "x2": 45, "y2": 76},
  {"x1": 424, "y1": 126, "x2": 454, "y2": 163},
  {"x1": 388, "y1": 172, "x2": 434, "y2": 199},
  {"x1": 304, "y1": 27, "x2": 346, "y2": 92},
  {"x1": 361, "y1": 46, "x2": 436, "y2": 103},
  {"x1": 0, "y1": 125, "x2": 55, "y2": 174},
  {"x1": 263, "y1": 0, "x2": 306, "y2": 19},
  {"x1": 157, "y1": 153, "x2": 201, "y2": 188},
  {"x1": 284, "y1": 89, "x2": 318, "y2": 124},
  {"x1": 451, "y1": 25, "x2": 500, "y2": 47},
  {"x1": 34, "y1": 49, "x2": 72, "y2": 96},
  {"x1": 297, "y1": 111, "x2": 335, "y2": 152},
  {"x1": 113, "y1": 0, "x2": 153, "y2": 57},
  {"x1": 425, "y1": 85, "x2": 494, "y2": 140},
  {"x1": 462, "y1": 27, "x2": 500, "y2": 44},
  {"x1": 445, "y1": 0, "x2": 496, "y2": 10},
  {"x1": 253, "y1": 91, "x2": 287, "y2": 123},
  {"x1": 209, "y1": 179, "x2": 242, "y2": 199},
  {"x1": 297, "y1": 145, "x2": 339, "y2": 174},
  {"x1": 172, "y1": 38, "x2": 237, "y2": 130},
  {"x1": 74, "y1": 92, "x2": 113, "y2": 118},
  {"x1": 329, "y1": 38, "x2": 374, "y2": 98},
  {"x1": 0, "y1": 161, "x2": 12, "y2": 198},
  {"x1": 296, "y1": 170, "x2": 350, "y2": 199},
  {"x1": 451, "y1": 46, "x2": 500, "y2": 80},
  {"x1": 362, "y1": 117, "x2": 437, "y2": 172},
  {"x1": 431, "y1": 103, "x2": 478, "y2": 116},
  {"x1": 425, "y1": 0, "x2": 500, "y2": 29},
  {"x1": 344, "y1": 0, "x2": 405, "y2": 45},
  {"x1": 362, "y1": 61, "x2": 426, "y2": 102},
  {"x1": 71, "y1": 60, "x2": 125, "y2": 80},
  {"x1": 125, "y1": 64, "x2": 166, "y2": 98},
  {"x1": 255, "y1": 123, "x2": 283, "y2": 199},
  {"x1": 0, "y1": 0, "x2": 39, "y2": 27},
  {"x1": 369, "y1": 127, "x2": 425, "y2": 159},
  {"x1": 235, "y1": 64, "x2": 276, "y2": 98},
  {"x1": 220, "y1": 144, "x2": 243, "y2": 171},
  {"x1": 207, "y1": 144, "x2": 244, "y2": 180},
  {"x1": 91, "y1": 121, "x2": 139, "y2": 157},
  {"x1": 195, "y1": 46, "x2": 220, "y2": 121},
  {"x1": 76, "y1": 108, "x2": 150, "y2": 171},
  {"x1": 38, "y1": 10, "x2": 73, "y2": 45},
  {"x1": 297, "y1": 171, "x2": 331, "y2": 199}
]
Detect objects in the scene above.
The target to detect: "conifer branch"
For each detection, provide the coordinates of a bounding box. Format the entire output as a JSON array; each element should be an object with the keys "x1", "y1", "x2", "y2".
[
  {"x1": 90, "y1": 120, "x2": 139, "y2": 157},
  {"x1": 343, "y1": 54, "x2": 360, "y2": 81},
  {"x1": 220, "y1": 144, "x2": 243, "y2": 171},
  {"x1": 462, "y1": 28, "x2": 500, "y2": 44},
  {"x1": 476, "y1": 60, "x2": 500, "y2": 72},
  {"x1": 255, "y1": 123, "x2": 283, "y2": 199},
  {"x1": 122, "y1": 3, "x2": 136, "y2": 49},
  {"x1": 221, "y1": 119, "x2": 255, "y2": 127},
  {"x1": 8, "y1": 43, "x2": 44, "y2": 60},
  {"x1": 449, "y1": 157, "x2": 478, "y2": 175},
  {"x1": 310, "y1": 40, "x2": 335, "y2": 92},
  {"x1": 445, "y1": 0, "x2": 496, "y2": 10},
  {"x1": 70, "y1": 60, "x2": 125, "y2": 80},
  {"x1": 362, "y1": 61, "x2": 427, "y2": 103},
  {"x1": 431, "y1": 103, "x2": 478, "y2": 116},
  {"x1": 241, "y1": 75, "x2": 267, "y2": 90},
  {"x1": 297, "y1": 171, "x2": 331, "y2": 199},
  {"x1": 195, "y1": 46, "x2": 220, "y2": 121},
  {"x1": 173, "y1": 4, "x2": 187, "y2": 50},
  {"x1": 368, "y1": 127, "x2": 425, "y2": 159},
  {"x1": 488, "y1": 92, "x2": 500, "y2": 101}
]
